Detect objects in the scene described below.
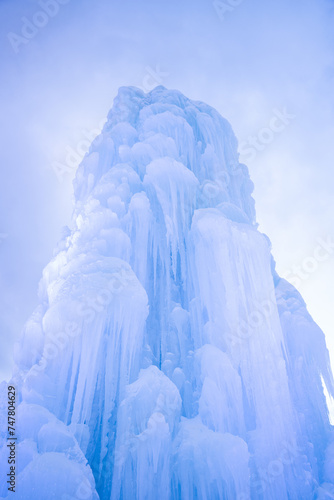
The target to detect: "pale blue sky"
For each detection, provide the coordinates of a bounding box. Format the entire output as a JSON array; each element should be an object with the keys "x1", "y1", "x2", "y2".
[{"x1": 0, "y1": 0, "x2": 333, "y2": 381}]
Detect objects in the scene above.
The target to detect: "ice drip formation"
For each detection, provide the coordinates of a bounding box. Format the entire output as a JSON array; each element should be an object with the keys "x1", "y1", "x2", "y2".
[{"x1": 1, "y1": 87, "x2": 334, "y2": 499}]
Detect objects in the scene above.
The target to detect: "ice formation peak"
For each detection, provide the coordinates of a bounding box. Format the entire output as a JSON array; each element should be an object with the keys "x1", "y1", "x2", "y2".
[
  {"x1": 1, "y1": 87, "x2": 334, "y2": 500},
  {"x1": 74, "y1": 85, "x2": 256, "y2": 226}
]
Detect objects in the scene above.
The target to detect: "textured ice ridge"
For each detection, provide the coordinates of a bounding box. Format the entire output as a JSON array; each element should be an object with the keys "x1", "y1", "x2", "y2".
[{"x1": 0, "y1": 86, "x2": 333, "y2": 500}]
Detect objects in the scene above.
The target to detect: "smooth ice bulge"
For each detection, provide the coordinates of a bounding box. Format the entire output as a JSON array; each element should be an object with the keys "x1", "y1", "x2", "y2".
[{"x1": 0, "y1": 86, "x2": 333, "y2": 500}]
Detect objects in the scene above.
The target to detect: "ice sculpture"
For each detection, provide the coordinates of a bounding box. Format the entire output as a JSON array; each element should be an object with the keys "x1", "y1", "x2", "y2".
[{"x1": 0, "y1": 86, "x2": 333, "y2": 499}]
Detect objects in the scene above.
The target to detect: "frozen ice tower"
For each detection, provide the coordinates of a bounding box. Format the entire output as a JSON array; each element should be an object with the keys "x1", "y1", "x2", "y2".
[{"x1": 1, "y1": 86, "x2": 334, "y2": 499}]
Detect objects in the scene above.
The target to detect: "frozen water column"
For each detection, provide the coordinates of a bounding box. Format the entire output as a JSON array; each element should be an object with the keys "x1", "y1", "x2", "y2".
[{"x1": 0, "y1": 86, "x2": 333, "y2": 500}]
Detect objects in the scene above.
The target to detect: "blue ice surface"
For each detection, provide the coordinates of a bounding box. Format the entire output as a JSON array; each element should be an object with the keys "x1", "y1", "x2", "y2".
[{"x1": 0, "y1": 86, "x2": 333, "y2": 499}]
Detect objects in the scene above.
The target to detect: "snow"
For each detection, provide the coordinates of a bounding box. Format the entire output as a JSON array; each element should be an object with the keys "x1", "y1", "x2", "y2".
[{"x1": 0, "y1": 86, "x2": 333, "y2": 499}]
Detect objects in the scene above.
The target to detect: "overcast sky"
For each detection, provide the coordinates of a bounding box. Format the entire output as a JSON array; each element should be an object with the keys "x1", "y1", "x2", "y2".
[{"x1": 0, "y1": 0, "x2": 333, "y2": 383}]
